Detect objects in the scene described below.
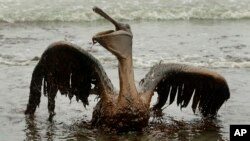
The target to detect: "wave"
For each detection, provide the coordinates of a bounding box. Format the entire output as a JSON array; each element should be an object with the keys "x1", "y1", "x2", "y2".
[
  {"x1": 2, "y1": 53, "x2": 250, "y2": 69},
  {"x1": 0, "y1": 54, "x2": 36, "y2": 66},
  {"x1": 1, "y1": 0, "x2": 250, "y2": 23},
  {"x1": 132, "y1": 56, "x2": 250, "y2": 69}
]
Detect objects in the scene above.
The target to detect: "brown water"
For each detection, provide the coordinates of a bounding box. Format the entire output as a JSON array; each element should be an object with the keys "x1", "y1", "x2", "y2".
[{"x1": 1, "y1": 20, "x2": 250, "y2": 140}]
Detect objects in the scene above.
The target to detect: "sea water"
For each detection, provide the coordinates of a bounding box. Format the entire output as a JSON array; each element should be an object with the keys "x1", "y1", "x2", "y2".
[{"x1": 0, "y1": 0, "x2": 250, "y2": 140}]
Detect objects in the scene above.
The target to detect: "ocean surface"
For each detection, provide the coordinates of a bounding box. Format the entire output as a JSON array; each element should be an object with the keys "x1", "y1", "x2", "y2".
[{"x1": 0, "y1": 0, "x2": 250, "y2": 140}]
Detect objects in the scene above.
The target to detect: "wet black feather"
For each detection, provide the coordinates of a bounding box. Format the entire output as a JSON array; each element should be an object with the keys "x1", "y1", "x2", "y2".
[
  {"x1": 25, "y1": 41, "x2": 113, "y2": 115},
  {"x1": 140, "y1": 63, "x2": 230, "y2": 117}
]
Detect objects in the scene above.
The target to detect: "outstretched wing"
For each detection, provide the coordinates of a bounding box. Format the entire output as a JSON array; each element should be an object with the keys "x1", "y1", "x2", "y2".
[
  {"x1": 139, "y1": 63, "x2": 230, "y2": 117},
  {"x1": 25, "y1": 41, "x2": 114, "y2": 115}
]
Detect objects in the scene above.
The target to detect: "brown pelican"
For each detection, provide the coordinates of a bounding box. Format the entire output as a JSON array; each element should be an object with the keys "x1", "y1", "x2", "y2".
[{"x1": 25, "y1": 7, "x2": 230, "y2": 131}]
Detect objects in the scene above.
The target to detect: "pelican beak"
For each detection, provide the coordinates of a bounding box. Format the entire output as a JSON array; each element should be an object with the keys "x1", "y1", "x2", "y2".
[
  {"x1": 92, "y1": 7, "x2": 133, "y2": 59},
  {"x1": 92, "y1": 30, "x2": 114, "y2": 45},
  {"x1": 92, "y1": 6, "x2": 132, "y2": 33}
]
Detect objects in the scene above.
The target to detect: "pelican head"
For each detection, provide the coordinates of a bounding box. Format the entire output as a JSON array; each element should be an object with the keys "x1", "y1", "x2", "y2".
[{"x1": 92, "y1": 7, "x2": 133, "y2": 59}]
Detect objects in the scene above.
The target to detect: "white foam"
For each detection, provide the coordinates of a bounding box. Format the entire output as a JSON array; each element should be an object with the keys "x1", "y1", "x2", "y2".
[
  {"x1": 133, "y1": 56, "x2": 250, "y2": 69},
  {"x1": 0, "y1": 54, "x2": 33, "y2": 66},
  {"x1": 1, "y1": 0, "x2": 250, "y2": 23}
]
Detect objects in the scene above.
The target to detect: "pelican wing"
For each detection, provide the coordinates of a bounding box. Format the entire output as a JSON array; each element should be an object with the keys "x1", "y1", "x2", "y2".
[
  {"x1": 25, "y1": 41, "x2": 114, "y2": 115},
  {"x1": 139, "y1": 63, "x2": 230, "y2": 117}
]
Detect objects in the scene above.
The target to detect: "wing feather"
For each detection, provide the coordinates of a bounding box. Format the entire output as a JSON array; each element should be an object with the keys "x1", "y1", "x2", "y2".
[
  {"x1": 169, "y1": 85, "x2": 178, "y2": 105},
  {"x1": 139, "y1": 63, "x2": 230, "y2": 117},
  {"x1": 180, "y1": 83, "x2": 194, "y2": 108},
  {"x1": 25, "y1": 41, "x2": 114, "y2": 115}
]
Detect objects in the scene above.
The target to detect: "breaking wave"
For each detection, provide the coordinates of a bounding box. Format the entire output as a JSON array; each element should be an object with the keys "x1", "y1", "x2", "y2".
[
  {"x1": 1, "y1": 53, "x2": 250, "y2": 69},
  {"x1": 1, "y1": 0, "x2": 250, "y2": 23}
]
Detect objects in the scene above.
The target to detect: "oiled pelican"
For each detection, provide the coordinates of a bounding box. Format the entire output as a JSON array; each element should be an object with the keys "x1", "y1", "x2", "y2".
[{"x1": 25, "y1": 7, "x2": 230, "y2": 131}]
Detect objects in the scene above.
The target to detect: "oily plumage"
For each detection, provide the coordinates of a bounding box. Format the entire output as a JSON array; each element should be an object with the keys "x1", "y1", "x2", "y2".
[
  {"x1": 25, "y1": 7, "x2": 230, "y2": 130},
  {"x1": 139, "y1": 63, "x2": 230, "y2": 117},
  {"x1": 25, "y1": 42, "x2": 230, "y2": 118},
  {"x1": 25, "y1": 41, "x2": 114, "y2": 116}
]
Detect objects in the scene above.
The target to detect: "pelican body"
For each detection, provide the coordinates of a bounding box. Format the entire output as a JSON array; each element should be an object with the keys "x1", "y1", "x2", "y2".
[{"x1": 25, "y1": 7, "x2": 230, "y2": 131}]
